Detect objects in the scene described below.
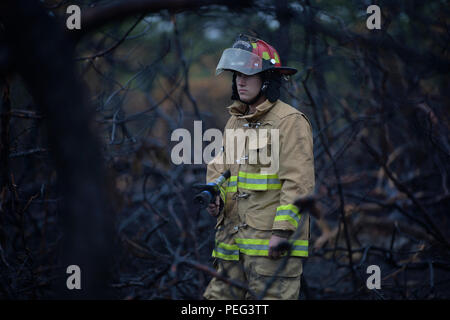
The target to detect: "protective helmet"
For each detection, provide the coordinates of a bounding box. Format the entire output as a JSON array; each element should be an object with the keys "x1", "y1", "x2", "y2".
[{"x1": 216, "y1": 34, "x2": 297, "y2": 76}]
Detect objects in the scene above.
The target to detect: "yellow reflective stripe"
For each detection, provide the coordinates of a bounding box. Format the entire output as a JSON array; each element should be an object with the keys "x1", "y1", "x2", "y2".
[
  {"x1": 213, "y1": 239, "x2": 308, "y2": 259},
  {"x1": 262, "y1": 51, "x2": 270, "y2": 60},
  {"x1": 291, "y1": 239, "x2": 309, "y2": 257},
  {"x1": 251, "y1": 42, "x2": 257, "y2": 49},
  {"x1": 237, "y1": 182, "x2": 281, "y2": 190},
  {"x1": 277, "y1": 204, "x2": 299, "y2": 214},
  {"x1": 274, "y1": 215, "x2": 299, "y2": 228},
  {"x1": 238, "y1": 171, "x2": 279, "y2": 180},
  {"x1": 293, "y1": 240, "x2": 308, "y2": 246},
  {"x1": 235, "y1": 238, "x2": 269, "y2": 255},
  {"x1": 226, "y1": 175, "x2": 237, "y2": 193},
  {"x1": 235, "y1": 238, "x2": 269, "y2": 245},
  {"x1": 291, "y1": 250, "x2": 308, "y2": 257},
  {"x1": 217, "y1": 242, "x2": 239, "y2": 250},
  {"x1": 212, "y1": 242, "x2": 239, "y2": 261},
  {"x1": 237, "y1": 171, "x2": 281, "y2": 191},
  {"x1": 226, "y1": 173, "x2": 282, "y2": 191},
  {"x1": 240, "y1": 248, "x2": 268, "y2": 255},
  {"x1": 212, "y1": 250, "x2": 239, "y2": 260},
  {"x1": 234, "y1": 238, "x2": 308, "y2": 257},
  {"x1": 275, "y1": 204, "x2": 301, "y2": 228},
  {"x1": 218, "y1": 184, "x2": 226, "y2": 202}
]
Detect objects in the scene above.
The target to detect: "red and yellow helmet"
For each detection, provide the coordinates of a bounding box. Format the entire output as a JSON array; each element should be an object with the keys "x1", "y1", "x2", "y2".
[{"x1": 216, "y1": 34, "x2": 297, "y2": 76}]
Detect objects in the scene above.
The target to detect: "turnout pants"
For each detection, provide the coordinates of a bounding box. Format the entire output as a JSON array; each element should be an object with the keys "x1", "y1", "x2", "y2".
[{"x1": 203, "y1": 227, "x2": 303, "y2": 300}]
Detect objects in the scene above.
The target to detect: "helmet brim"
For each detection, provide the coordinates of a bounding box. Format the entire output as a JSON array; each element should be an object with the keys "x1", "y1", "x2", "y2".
[
  {"x1": 216, "y1": 48, "x2": 263, "y2": 76},
  {"x1": 215, "y1": 48, "x2": 299, "y2": 76}
]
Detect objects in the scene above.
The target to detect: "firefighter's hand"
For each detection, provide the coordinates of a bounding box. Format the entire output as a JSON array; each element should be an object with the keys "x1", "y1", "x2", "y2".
[
  {"x1": 268, "y1": 234, "x2": 287, "y2": 259},
  {"x1": 206, "y1": 195, "x2": 221, "y2": 217}
]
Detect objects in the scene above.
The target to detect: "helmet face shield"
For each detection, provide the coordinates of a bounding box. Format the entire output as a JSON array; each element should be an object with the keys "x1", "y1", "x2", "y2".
[{"x1": 216, "y1": 48, "x2": 263, "y2": 76}]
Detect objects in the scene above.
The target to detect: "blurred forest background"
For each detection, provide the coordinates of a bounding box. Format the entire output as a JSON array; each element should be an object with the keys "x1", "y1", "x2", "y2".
[{"x1": 0, "y1": 0, "x2": 449, "y2": 299}]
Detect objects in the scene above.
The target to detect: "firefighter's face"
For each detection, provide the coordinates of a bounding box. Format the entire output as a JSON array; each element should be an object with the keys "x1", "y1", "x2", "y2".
[{"x1": 235, "y1": 72, "x2": 262, "y2": 103}]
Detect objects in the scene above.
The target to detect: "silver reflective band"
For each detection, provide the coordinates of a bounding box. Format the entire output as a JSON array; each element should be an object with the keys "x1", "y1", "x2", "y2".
[
  {"x1": 292, "y1": 244, "x2": 308, "y2": 252},
  {"x1": 214, "y1": 246, "x2": 238, "y2": 256},
  {"x1": 228, "y1": 180, "x2": 237, "y2": 187},
  {"x1": 238, "y1": 243, "x2": 269, "y2": 251},
  {"x1": 238, "y1": 177, "x2": 280, "y2": 185},
  {"x1": 216, "y1": 48, "x2": 263, "y2": 76},
  {"x1": 275, "y1": 209, "x2": 300, "y2": 224}
]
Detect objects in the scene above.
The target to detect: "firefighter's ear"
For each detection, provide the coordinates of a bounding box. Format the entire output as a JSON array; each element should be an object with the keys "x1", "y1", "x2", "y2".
[
  {"x1": 265, "y1": 75, "x2": 281, "y2": 102},
  {"x1": 261, "y1": 80, "x2": 270, "y2": 93},
  {"x1": 260, "y1": 71, "x2": 281, "y2": 102}
]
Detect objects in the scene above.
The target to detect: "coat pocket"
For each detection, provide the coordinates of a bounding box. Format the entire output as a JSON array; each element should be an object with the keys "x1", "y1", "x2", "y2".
[
  {"x1": 247, "y1": 125, "x2": 279, "y2": 176},
  {"x1": 247, "y1": 126, "x2": 271, "y2": 167},
  {"x1": 254, "y1": 256, "x2": 303, "y2": 278}
]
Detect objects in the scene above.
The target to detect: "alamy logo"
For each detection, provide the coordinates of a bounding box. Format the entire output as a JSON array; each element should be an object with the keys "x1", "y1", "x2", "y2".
[
  {"x1": 366, "y1": 5, "x2": 381, "y2": 30},
  {"x1": 66, "y1": 265, "x2": 81, "y2": 290},
  {"x1": 366, "y1": 265, "x2": 381, "y2": 289},
  {"x1": 66, "y1": 5, "x2": 81, "y2": 30},
  {"x1": 170, "y1": 121, "x2": 279, "y2": 174}
]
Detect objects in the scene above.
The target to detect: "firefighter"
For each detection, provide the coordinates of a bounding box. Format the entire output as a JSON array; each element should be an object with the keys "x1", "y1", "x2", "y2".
[{"x1": 203, "y1": 34, "x2": 315, "y2": 300}]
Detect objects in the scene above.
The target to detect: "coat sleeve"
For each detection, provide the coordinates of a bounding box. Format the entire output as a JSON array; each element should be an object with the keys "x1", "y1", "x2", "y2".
[
  {"x1": 272, "y1": 113, "x2": 315, "y2": 232},
  {"x1": 206, "y1": 151, "x2": 226, "y2": 205},
  {"x1": 206, "y1": 118, "x2": 233, "y2": 207}
]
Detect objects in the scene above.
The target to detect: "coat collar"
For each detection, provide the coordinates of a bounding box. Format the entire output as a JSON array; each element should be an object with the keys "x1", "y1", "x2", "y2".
[{"x1": 227, "y1": 99, "x2": 277, "y2": 121}]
